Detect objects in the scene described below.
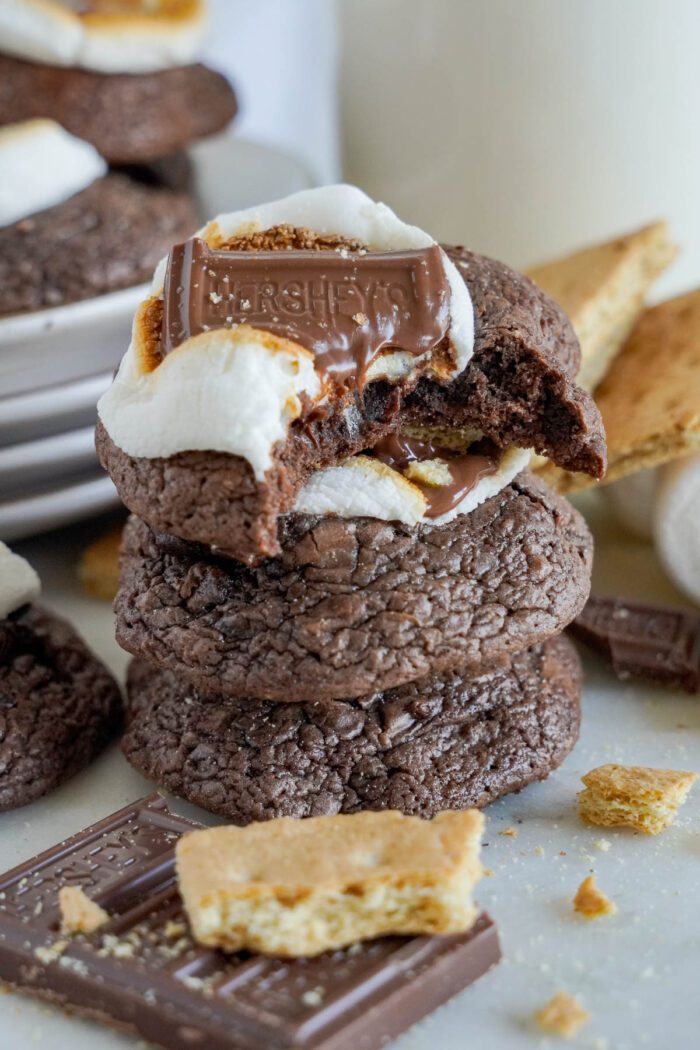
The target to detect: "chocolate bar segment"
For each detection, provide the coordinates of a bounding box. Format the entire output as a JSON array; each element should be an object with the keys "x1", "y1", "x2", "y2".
[
  {"x1": 571, "y1": 595, "x2": 700, "y2": 693},
  {"x1": 161, "y1": 238, "x2": 451, "y2": 389},
  {"x1": 0, "y1": 795, "x2": 501, "y2": 1050}
]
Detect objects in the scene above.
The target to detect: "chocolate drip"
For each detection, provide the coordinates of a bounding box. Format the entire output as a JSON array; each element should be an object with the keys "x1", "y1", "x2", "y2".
[
  {"x1": 161, "y1": 237, "x2": 451, "y2": 390},
  {"x1": 373, "y1": 433, "x2": 500, "y2": 518}
]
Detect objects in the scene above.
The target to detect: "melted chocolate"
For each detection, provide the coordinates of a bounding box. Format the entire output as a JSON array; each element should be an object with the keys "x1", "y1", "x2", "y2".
[
  {"x1": 373, "y1": 433, "x2": 500, "y2": 518},
  {"x1": 161, "y1": 237, "x2": 450, "y2": 390}
]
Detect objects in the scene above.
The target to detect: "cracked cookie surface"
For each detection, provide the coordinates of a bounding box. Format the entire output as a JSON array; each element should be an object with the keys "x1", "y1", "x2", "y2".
[
  {"x1": 116, "y1": 472, "x2": 593, "y2": 701},
  {"x1": 123, "y1": 634, "x2": 581, "y2": 821},
  {"x1": 0, "y1": 606, "x2": 122, "y2": 811}
]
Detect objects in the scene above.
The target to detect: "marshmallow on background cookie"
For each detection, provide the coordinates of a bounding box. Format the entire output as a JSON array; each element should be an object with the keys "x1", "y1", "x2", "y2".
[
  {"x1": 606, "y1": 454, "x2": 700, "y2": 606},
  {"x1": 99, "y1": 185, "x2": 475, "y2": 481},
  {"x1": 0, "y1": 541, "x2": 41, "y2": 619},
  {"x1": 0, "y1": 119, "x2": 106, "y2": 228},
  {"x1": 0, "y1": 0, "x2": 207, "y2": 74}
]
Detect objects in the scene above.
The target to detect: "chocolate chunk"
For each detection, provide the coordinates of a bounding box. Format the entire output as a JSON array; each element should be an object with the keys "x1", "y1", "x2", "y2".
[
  {"x1": 571, "y1": 595, "x2": 700, "y2": 693},
  {"x1": 0, "y1": 795, "x2": 501, "y2": 1050},
  {"x1": 161, "y1": 239, "x2": 451, "y2": 390}
]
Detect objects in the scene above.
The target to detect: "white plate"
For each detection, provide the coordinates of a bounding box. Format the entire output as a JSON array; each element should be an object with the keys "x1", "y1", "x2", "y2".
[
  {"x1": 0, "y1": 284, "x2": 146, "y2": 400},
  {"x1": 0, "y1": 371, "x2": 111, "y2": 447},
  {"x1": 0, "y1": 473, "x2": 119, "y2": 541},
  {"x1": 0, "y1": 425, "x2": 97, "y2": 496}
]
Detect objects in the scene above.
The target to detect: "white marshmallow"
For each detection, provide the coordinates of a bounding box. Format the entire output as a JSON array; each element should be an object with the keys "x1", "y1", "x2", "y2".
[
  {"x1": 654, "y1": 453, "x2": 700, "y2": 605},
  {"x1": 0, "y1": 541, "x2": 41, "y2": 618},
  {"x1": 0, "y1": 119, "x2": 106, "y2": 228},
  {"x1": 99, "y1": 185, "x2": 475, "y2": 480},
  {"x1": 295, "y1": 446, "x2": 530, "y2": 526},
  {"x1": 99, "y1": 325, "x2": 321, "y2": 480},
  {"x1": 0, "y1": 0, "x2": 207, "y2": 74}
]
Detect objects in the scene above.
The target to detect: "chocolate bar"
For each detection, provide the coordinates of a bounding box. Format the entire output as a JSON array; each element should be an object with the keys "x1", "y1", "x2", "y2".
[
  {"x1": 571, "y1": 595, "x2": 700, "y2": 693},
  {"x1": 0, "y1": 795, "x2": 500, "y2": 1050},
  {"x1": 161, "y1": 238, "x2": 450, "y2": 387}
]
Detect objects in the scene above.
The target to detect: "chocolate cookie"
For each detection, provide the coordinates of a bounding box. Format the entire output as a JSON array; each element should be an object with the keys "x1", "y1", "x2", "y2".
[
  {"x1": 96, "y1": 239, "x2": 606, "y2": 562},
  {"x1": 0, "y1": 606, "x2": 122, "y2": 811},
  {"x1": 0, "y1": 173, "x2": 197, "y2": 316},
  {"x1": 115, "y1": 473, "x2": 593, "y2": 702},
  {"x1": 0, "y1": 54, "x2": 237, "y2": 164},
  {"x1": 122, "y1": 634, "x2": 582, "y2": 822}
]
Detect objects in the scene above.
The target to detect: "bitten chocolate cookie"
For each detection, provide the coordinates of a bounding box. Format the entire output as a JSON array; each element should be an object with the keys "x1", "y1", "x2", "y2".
[
  {"x1": 116, "y1": 472, "x2": 593, "y2": 702},
  {"x1": 122, "y1": 634, "x2": 582, "y2": 822},
  {"x1": 0, "y1": 606, "x2": 122, "y2": 811},
  {"x1": 0, "y1": 54, "x2": 237, "y2": 164},
  {"x1": 96, "y1": 223, "x2": 606, "y2": 563},
  {"x1": 0, "y1": 173, "x2": 197, "y2": 316}
]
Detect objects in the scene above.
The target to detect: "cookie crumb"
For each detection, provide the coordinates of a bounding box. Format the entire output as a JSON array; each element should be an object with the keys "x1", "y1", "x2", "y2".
[
  {"x1": 578, "y1": 764, "x2": 697, "y2": 834},
  {"x1": 59, "y1": 887, "x2": 109, "y2": 935},
  {"x1": 573, "y1": 875, "x2": 616, "y2": 919},
  {"x1": 535, "y1": 990, "x2": 589, "y2": 1038},
  {"x1": 352, "y1": 312, "x2": 368, "y2": 325},
  {"x1": 499, "y1": 826, "x2": 518, "y2": 838}
]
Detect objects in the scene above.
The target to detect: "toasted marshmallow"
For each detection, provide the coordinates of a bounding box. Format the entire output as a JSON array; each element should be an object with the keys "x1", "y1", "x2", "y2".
[
  {"x1": 99, "y1": 185, "x2": 475, "y2": 480},
  {"x1": 0, "y1": 119, "x2": 106, "y2": 228},
  {"x1": 0, "y1": 541, "x2": 41, "y2": 619},
  {"x1": 295, "y1": 446, "x2": 530, "y2": 526},
  {"x1": 0, "y1": 0, "x2": 207, "y2": 74}
]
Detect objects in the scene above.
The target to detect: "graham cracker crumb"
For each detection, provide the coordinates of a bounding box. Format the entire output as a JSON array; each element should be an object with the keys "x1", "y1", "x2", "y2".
[
  {"x1": 499, "y1": 826, "x2": 518, "y2": 838},
  {"x1": 35, "y1": 941, "x2": 68, "y2": 965},
  {"x1": 59, "y1": 886, "x2": 109, "y2": 935},
  {"x1": 578, "y1": 764, "x2": 697, "y2": 835},
  {"x1": 573, "y1": 875, "x2": 617, "y2": 919},
  {"x1": 535, "y1": 991, "x2": 590, "y2": 1038}
]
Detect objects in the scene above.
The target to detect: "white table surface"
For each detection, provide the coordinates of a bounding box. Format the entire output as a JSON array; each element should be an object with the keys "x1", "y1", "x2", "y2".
[{"x1": 1, "y1": 494, "x2": 698, "y2": 1050}]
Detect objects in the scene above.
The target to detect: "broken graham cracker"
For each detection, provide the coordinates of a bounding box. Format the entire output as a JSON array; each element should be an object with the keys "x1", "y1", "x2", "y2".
[
  {"x1": 527, "y1": 221, "x2": 676, "y2": 392},
  {"x1": 573, "y1": 875, "x2": 616, "y2": 920},
  {"x1": 578, "y1": 764, "x2": 697, "y2": 835},
  {"x1": 77, "y1": 523, "x2": 123, "y2": 601},
  {"x1": 535, "y1": 991, "x2": 590, "y2": 1038},
  {"x1": 176, "y1": 809, "x2": 484, "y2": 958},
  {"x1": 59, "y1": 886, "x2": 109, "y2": 935},
  {"x1": 542, "y1": 286, "x2": 700, "y2": 493}
]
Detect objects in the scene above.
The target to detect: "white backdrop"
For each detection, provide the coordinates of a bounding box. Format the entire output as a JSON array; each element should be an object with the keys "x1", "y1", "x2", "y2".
[{"x1": 341, "y1": 0, "x2": 700, "y2": 298}]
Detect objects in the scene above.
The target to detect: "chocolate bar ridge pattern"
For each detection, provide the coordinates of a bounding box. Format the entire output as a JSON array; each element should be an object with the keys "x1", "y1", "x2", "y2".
[
  {"x1": 572, "y1": 595, "x2": 700, "y2": 693},
  {"x1": 0, "y1": 795, "x2": 501, "y2": 1050}
]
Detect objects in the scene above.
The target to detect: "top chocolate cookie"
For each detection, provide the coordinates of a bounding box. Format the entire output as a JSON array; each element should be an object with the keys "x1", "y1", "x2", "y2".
[
  {"x1": 97, "y1": 186, "x2": 606, "y2": 560},
  {"x1": 0, "y1": 2, "x2": 236, "y2": 163}
]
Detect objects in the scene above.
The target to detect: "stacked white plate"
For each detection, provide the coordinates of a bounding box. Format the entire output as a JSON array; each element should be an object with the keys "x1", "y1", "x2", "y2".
[{"x1": 0, "y1": 136, "x2": 314, "y2": 541}]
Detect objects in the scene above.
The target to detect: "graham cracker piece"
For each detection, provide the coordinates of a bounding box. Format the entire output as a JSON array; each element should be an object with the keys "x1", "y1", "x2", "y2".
[
  {"x1": 541, "y1": 286, "x2": 700, "y2": 492},
  {"x1": 535, "y1": 991, "x2": 590, "y2": 1038},
  {"x1": 527, "y1": 221, "x2": 676, "y2": 392},
  {"x1": 176, "y1": 809, "x2": 484, "y2": 957},
  {"x1": 578, "y1": 764, "x2": 697, "y2": 835},
  {"x1": 77, "y1": 523, "x2": 123, "y2": 601},
  {"x1": 59, "y1": 886, "x2": 110, "y2": 935},
  {"x1": 573, "y1": 874, "x2": 616, "y2": 919}
]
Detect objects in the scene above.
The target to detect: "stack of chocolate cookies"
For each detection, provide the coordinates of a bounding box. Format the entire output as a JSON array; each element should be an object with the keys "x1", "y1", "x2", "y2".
[
  {"x1": 0, "y1": 0, "x2": 236, "y2": 315},
  {"x1": 97, "y1": 185, "x2": 606, "y2": 823}
]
